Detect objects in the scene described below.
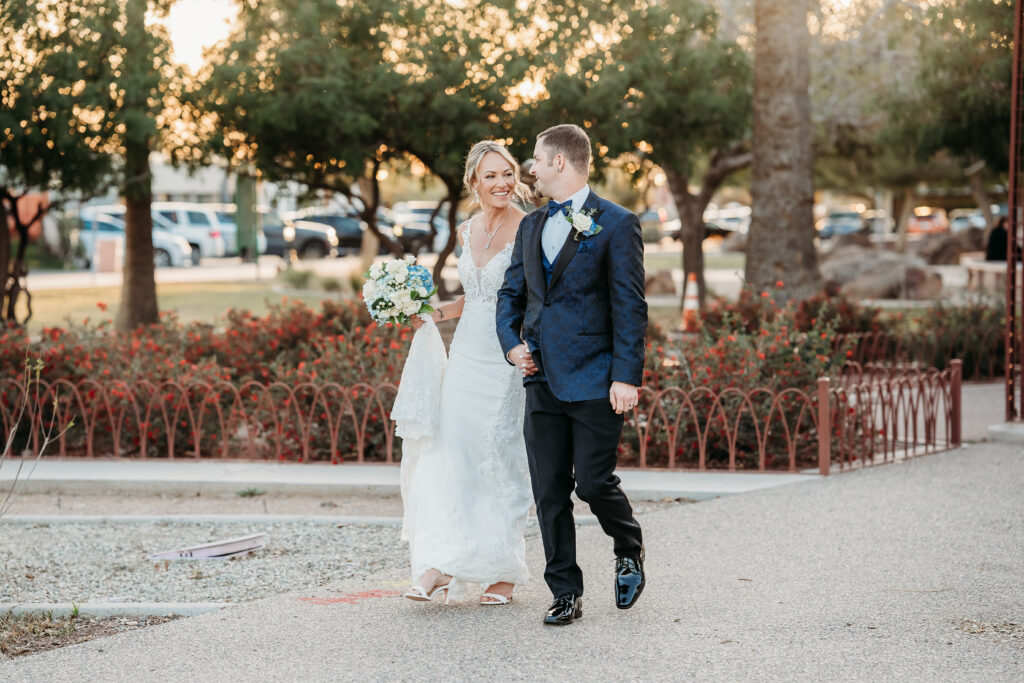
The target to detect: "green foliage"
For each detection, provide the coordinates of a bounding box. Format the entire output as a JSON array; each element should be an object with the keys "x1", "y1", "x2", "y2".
[
  {"x1": 320, "y1": 277, "x2": 342, "y2": 293},
  {"x1": 280, "y1": 268, "x2": 314, "y2": 290},
  {"x1": 0, "y1": 1, "x2": 114, "y2": 199},
  {"x1": 911, "y1": 0, "x2": 1013, "y2": 169}
]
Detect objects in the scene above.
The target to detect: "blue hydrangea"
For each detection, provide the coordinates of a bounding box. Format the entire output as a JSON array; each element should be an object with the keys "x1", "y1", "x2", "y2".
[{"x1": 408, "y1": 264, "x2": 433, "y2": 290}]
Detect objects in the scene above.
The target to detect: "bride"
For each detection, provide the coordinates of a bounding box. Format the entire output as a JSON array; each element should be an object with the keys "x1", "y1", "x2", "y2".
[{"x1": 398, "y1": 140, "x2": 535, "y2": 605}]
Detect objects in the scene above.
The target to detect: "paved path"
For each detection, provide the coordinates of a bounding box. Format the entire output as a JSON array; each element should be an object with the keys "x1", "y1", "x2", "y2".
[
  {"x1": 0, "y1": 457, "x2": 817, "y2": 501},
  {"x1": 3, "y1": 442, "x2": 1021, "y2": 681}
]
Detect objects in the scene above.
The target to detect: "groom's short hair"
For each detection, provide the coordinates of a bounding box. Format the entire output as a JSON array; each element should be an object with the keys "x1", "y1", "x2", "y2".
[{"x1": 537, "y1": 124, "x2": 592, "y2": 175}]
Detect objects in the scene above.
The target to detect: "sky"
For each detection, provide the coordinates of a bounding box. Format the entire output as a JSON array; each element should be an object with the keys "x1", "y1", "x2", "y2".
[{"x1": 165, "y1": 0, "x2": 237, "y2": 72}]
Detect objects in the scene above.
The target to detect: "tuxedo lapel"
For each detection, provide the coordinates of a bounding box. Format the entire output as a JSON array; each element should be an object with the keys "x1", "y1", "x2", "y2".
[
  {"x1": 526, "y1": 210, "x2": 548, "y2": 295},
  {"x1": 548, "y1": 190, "x2": 603, "y2": 290}
]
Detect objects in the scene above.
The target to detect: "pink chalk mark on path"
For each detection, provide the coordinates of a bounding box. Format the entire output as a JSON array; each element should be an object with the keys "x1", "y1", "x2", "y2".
[{"x1": 298, "y1": 589, "x2": 402, "y2": 605}]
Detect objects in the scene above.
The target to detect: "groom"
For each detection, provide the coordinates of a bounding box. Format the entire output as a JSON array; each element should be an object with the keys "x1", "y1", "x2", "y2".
[{"x1": 496, "y1": 124, "x2": 646, "y2": 625}]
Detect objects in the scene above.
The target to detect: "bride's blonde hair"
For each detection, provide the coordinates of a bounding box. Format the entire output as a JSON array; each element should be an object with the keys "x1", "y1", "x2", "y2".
[{"x1": 463, "y1": 140, "x2": 533, "y2": 207}]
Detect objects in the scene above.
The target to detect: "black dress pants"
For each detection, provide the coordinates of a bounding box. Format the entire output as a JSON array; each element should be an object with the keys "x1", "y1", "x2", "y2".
[{"x1": 524, "y1": 381, "x2": 644, "y2": 598}]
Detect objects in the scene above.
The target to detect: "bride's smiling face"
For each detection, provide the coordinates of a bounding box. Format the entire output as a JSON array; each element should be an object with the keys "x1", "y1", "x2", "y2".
[{"x1": 474, "y1": 152, "x2": 515, "y2": 209}]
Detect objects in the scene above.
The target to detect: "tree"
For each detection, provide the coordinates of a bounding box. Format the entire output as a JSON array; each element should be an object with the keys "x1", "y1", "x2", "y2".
[
  {"x1": 904, "y1": 0, "x2": 1013, "y2": 232},
  {"x1": 200, "y1": 0, "x2": 536, "y2": 297},
  {"x1": 196, "y1": 0, "x2": 408, "y2": 259},
  {"x1": 504, "y1": 0, "x2": 752, "y2": 308},
  {"x1": 0, "y1": 0, "x2": 115, "y2": 325},
  {"x1": 745, "y1": 0, "x2": 821, "y2": 300},
  {"x1": 115, "y1": 0, "x2": 172, "y2": 331},
  {"x1": 590, "y1": 0, "x2": 752, "y2": 309},
  {"x1": 382, "y1": 0, "x2": 536, "y2": 297}
]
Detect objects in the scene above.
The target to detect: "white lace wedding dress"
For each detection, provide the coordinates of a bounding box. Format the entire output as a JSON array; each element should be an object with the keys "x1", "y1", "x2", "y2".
[{"x1": 395, "y1": 222, "x2": 531, "y2": 596}]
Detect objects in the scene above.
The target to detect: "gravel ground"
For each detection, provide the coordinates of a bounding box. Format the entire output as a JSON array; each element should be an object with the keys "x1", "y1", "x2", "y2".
[
  {"x1": 0, "y1": 521, "x2": 408, "y2": 604},
  {"x1": 6, "y1": 492, "x2": 407, "y2": 517},
  {"x1": 5, "y1": 492, "x2": 683, "y2": 518},
  {"x1": 1, "y1": 500, "x2": 688, "y2": 604}
]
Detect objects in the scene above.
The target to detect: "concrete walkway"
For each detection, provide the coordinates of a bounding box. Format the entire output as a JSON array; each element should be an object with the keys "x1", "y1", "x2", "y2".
[
  {"x1": 2, "y1": 441, "x2": 1022, "y2": 681},
  {"x1": 0, "y1": 458, "x2": 817, "y2": 501}
]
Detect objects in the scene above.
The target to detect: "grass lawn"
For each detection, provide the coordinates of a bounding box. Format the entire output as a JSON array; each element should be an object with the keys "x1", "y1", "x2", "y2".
[
  {"x1": 23, "y1": 281, "x2": 338, "y2": 334},
  {"x1": 643, "y1": 251, "x2": 745, "y2": 272}
]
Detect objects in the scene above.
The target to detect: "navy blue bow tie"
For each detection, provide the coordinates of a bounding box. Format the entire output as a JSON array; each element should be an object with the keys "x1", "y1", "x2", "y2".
[{"x1": 546, "y1": 200, "x2": 572, "y2": 217}]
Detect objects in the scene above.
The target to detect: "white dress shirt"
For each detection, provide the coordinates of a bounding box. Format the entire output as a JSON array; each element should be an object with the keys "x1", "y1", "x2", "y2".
[{"x1": 541, "y1": 184, "x2": 591, "y2": 264}]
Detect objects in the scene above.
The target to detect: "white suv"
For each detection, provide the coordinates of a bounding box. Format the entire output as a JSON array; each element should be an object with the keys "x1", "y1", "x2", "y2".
[{"x1": 151, "y1": 202, "x2": 228, "y2": 261}]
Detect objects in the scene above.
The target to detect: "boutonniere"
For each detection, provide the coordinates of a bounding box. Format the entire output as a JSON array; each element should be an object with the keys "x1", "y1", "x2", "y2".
[{"x1": 566, "y1": 207, "x2": 603, "y2": 241}]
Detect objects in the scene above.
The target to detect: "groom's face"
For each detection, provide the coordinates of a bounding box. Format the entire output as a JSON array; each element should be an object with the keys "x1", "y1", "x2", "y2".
[{"x1": 530, "y1": 141, "x2": 558, "y2": 198}]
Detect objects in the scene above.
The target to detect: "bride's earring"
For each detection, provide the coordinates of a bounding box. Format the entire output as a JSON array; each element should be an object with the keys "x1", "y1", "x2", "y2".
[{"x1": 473, "y1": 189, "x2": 480, "y2": 204}]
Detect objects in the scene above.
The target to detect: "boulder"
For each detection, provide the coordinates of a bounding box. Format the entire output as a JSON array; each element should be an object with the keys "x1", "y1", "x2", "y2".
[
  {"x1": 904, "y1": 266, "x2": 943, "y2": 299},
  {"x1": 819, "y1": 245, "x2": 926, "y2": 289},
  {"x1": 645, "y1": 270, "x2": 677, "y2": 296},
  {"x1": 830, "y1": 232, "x2": 873, "y2": 250},
  {"x1": 841, "y1": 264, "x2": 942, "y2": 300},
  {"x1": 915, "y1": 227, "x2": 985, "y2": 265}
]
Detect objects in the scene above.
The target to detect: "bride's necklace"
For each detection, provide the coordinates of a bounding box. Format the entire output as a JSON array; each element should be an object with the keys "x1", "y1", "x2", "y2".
[{"x1": 481, "y1": 209, "x2": 508, "y2": 250}]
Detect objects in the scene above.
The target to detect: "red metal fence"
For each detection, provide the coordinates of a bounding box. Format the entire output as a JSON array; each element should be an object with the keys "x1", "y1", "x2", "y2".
[{"x1": 1, "y1": 361, "x2": 961, "y2": 475}]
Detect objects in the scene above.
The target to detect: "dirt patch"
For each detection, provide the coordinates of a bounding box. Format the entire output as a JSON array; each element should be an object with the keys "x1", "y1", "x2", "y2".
[
  {"x1": 1, "y1": 611, "x2": 179, "y2": 660},
  {"x1": 956, "y1": 618, "x2": 1024, "y2": 645}
]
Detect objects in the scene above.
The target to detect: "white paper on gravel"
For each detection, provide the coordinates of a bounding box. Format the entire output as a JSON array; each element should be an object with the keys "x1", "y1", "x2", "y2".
[{"x1": 391, "y1": 315, "x2": 447, "y2": 542}]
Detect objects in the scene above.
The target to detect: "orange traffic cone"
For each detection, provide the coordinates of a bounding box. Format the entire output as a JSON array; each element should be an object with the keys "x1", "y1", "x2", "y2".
[{"x1": 681, "y1": 272, "x2": 699, "y2": 332}]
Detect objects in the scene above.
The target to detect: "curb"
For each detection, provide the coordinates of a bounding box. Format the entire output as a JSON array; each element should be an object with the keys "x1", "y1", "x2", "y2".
[
  {"x1": 0, "y1": 603, "x2": 229, "y2": 618},
  {"x1": 986, "y1": 422, "x2": 1024, "y2": 445},
  {"x1": 1, "y1": 513, "x2": 599, "y2": 526}
]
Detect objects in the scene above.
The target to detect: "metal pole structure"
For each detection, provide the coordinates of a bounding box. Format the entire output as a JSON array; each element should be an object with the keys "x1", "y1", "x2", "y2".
[{"x1": 1007, "y1": 0, "x2": 1024, "y2": 421}]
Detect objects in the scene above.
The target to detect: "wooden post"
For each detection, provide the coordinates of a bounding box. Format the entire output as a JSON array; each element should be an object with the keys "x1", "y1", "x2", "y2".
[
  {"x1": 950, "y1": 359, "x2": 962, "y2": 447},
  {"x1": 818, "y1": 377, "x2": 831, "y2": 476}
]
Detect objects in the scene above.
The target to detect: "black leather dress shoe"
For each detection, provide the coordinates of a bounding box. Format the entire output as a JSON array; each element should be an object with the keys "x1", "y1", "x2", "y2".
[
  {"x1": 543, "y1": 593, "x2": 582, "y2": 625},
  {"x1": 615, "y1": 547, "x2": 645, "y2": 609}
]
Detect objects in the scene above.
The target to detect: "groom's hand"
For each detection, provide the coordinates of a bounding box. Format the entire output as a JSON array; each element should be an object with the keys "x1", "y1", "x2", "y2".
[
  {"x1": 610, "y1": 381, "x2": 639, "y2": 414},
  {"x1": 507, "y1": 344, "x2": 538, "y2": 376}
]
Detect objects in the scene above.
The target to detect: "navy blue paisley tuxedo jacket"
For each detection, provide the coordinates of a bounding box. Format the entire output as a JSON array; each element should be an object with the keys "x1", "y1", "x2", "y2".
[{"x1": 495, "y1": 190, "x2": 647, "y2": 402}]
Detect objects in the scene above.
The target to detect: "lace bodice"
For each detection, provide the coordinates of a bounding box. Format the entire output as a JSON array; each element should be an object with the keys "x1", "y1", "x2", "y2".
[{"x1": 457, "y1": 223, "x2": 514, "y2": 304}]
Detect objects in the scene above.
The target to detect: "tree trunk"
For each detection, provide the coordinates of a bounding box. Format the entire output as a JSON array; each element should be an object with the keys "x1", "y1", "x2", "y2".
[
  {"x1": 895, "y1": 187, "x2": 914, "y2": 253},
  {"x1": 116, "y1": 0, "x2": 158, "y2": 331},
  {"x1": 664, "y1": 170, "x2": 707, "y2": 309},
  {"x1": 356, "y1": 165, "x2": 403, "y2": 258},
  {"x1": 0, "y1": 195, "x2": 10, "y2": 324},
  {"x1": 432, "y1": 182, "x2": 461, "y2": 300},
  {"x1": 965, "y1": 160, "x2": 996, "y2": 239},
  {"x1": 745, "y1": 0, "x2": 821, "y2": 301}
]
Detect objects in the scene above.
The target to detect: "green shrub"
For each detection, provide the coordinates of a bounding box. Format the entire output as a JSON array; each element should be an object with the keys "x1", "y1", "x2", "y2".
[
  {"x1": 281, "y1": 268, "x2": 314, "y2": 289},
  {"x1": 641, "y1": 225, "x2": 663, "y2": 243}
]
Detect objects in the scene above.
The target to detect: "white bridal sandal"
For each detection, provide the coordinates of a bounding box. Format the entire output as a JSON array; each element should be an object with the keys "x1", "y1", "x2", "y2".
[
  {"x1": 403, "y1": 580, "x2": 452, "y2": 604},
  {"x1": 479, "y1": 592, "x2": 512, "y2": 606}
]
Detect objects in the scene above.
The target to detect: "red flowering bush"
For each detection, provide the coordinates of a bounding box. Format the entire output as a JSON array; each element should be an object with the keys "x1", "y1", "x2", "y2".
[
  {"x1": 624, "y1": 283, "x2": 851, "y2": 470},
  {"x1": 0, "y1": 298, "x2": 409, "y2": 462}
]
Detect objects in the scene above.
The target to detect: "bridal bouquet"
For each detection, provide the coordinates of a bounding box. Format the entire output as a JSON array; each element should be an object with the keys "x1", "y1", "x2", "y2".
[{"x1": 362, "y1": 255, "x2": 436, "y2": 325}]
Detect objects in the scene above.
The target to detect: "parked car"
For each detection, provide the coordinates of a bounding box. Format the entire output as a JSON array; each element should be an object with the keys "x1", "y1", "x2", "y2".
[
  {"x1": 862, "y1": 209, "x2": 894, "y2": 234},
  {"x1": 391, "y1": 212, "x2": 451, "y2": 253},
  {"x1": 703, "y1": 204, "x2": 751, "y2": 234},
  {"x1": 816, "y1": 210, "x2": 864, "y2": 239},
  {"x1": 948, "y1": 208, "x2": 987, "y2": 233},
  {"x1": 907, "y1": 207, "x2": 949, "y2": 234},
  {"x1": 74, "y1": 212, "x2": 193, "y2": 268},
  {"x1": 85, "y1": 203, "x2": 178, "y2": 232},
  {"x1": 286, "y1": 209, "x2": 371, "y2": 255},
  {"x1": 150, "y1": 202, "x2": 228, "y2": 261}
]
